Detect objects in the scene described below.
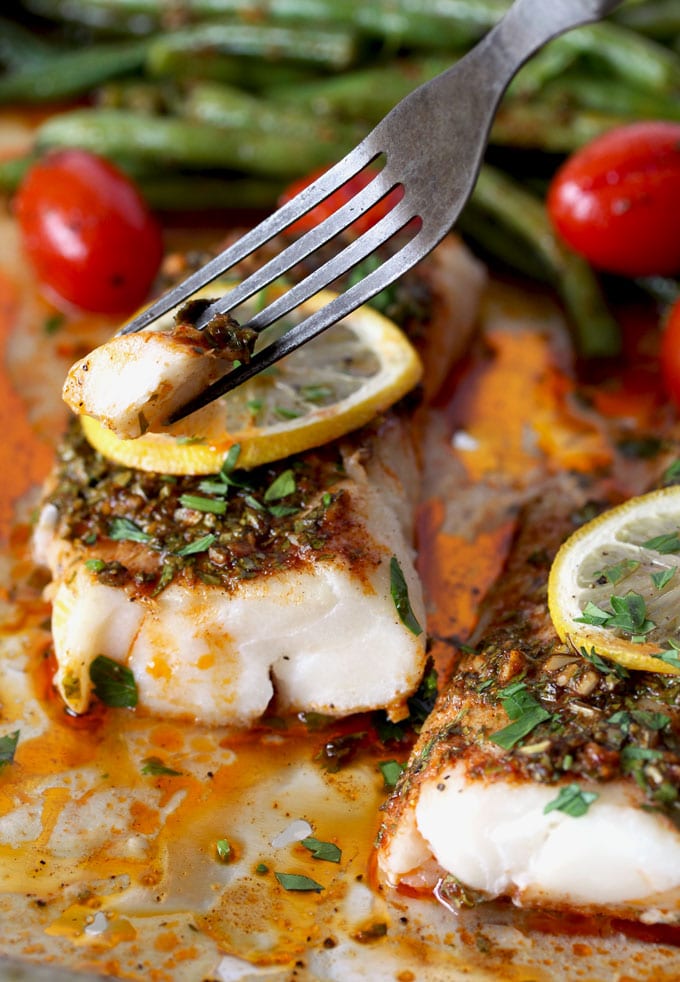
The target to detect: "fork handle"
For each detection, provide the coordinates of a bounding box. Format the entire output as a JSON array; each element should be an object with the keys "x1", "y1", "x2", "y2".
[{"x1": 476, "y1": 0, "x2": 624, "y2": 88}]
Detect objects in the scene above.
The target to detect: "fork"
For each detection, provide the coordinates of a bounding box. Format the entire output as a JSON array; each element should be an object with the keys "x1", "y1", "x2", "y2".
[{"x1": 120, "y1": 0, "x2": 622, "y2": 423}]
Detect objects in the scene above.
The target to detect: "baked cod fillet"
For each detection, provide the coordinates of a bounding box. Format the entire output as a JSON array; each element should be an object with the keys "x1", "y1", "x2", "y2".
[
  {"x1": 35, "y1": 236, "x2": 486, "y2": 727},
  {"x1": 377, "y1": 474, "x2": 680, "y2": 924}
]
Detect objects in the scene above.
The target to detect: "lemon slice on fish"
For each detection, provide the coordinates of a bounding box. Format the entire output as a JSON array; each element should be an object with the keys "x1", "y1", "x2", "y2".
[
  {"x1": 81, "y1": 283, "x2": 422, "y2": 474},
  {"x1": 548, "y1": 487, "x2": 680, "y2": 674}
]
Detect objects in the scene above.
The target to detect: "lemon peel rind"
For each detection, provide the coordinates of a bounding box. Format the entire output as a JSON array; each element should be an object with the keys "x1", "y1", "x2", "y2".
[{"x1": 548, "y1": 486, "x2": 680, "y2": 676}]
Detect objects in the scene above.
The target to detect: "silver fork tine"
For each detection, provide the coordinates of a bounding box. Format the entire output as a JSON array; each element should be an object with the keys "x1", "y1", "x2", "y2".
[
  {"x1": 187, "y1": 164, "x2": 399, "y2": 326},
  {"x1": 167, "y1": 233, "x2": 431, "y2": 423},
  {"x1": 119, "y1": 144, "x2": 379, "y2": 336},
  {"x1": 238, "y1": 198, "x2": 415, "y2": 335}
]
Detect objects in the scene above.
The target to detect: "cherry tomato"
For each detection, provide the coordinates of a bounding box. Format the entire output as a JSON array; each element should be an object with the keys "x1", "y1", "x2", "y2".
[
  {"x1": 660, "y1": 299, "x2": 680, "y2": 409},
  {"x1": 279, "y1": 165, "x2": 402, "y2": 237},
  {"x1": 15, "y1": 149, "x2": 163, "y2": 315},
  {"x1": 547, "y1": 121, "x2": 680, "y2": 277}
]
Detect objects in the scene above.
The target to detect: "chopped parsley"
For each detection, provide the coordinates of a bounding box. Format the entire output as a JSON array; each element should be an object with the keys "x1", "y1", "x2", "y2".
[
  {"x1": 108, "y1": 517, "x2": 152, "y2": 543},
  {"x1": 608, "y1": 710, "x2": 670, "y2": 734},
  {"x1": 141, "y1": 756, "x2": 182, "y2": 776},
  {"x1": 642, "y1": 531, "x2": 680, "y2": 554},
  {"x1": 579, "y1": 645, "x2": 629, "y2": 678},
  {"x1": 576, "y1": 592, "x2": 655, "y2": 638},
  {"x1": 264, "y1": 469, "x2": 296, "y2": 502},
  {"x1": 0, "y1": 730, "x2": 19, "y2": 769},
  {"x1": 594, "y1": 559, "x2": 639, "y2": 585},
  {"x1": 379, "y1": 759, "x2": 405, "y2": 788},
  {"x1": 544, "y1": 783, "x2": 599, "y2": 817},
  {"x1": 301, "y1": 837, "x2": 341, "y2": 863},
  {"x1": 274, "y1": 872, "x2": 324, "y2": 893},
  {"x1": 389, "y1": 557, "x2": 423, "y2": 636},
  {"x1": 489, "y1": 681, "x2": 552, "y2": 751},
  {"x1": 175, "y1": 533, "x2": 217, "y2": 557},
  {"x1": 178, "y1": 494, "x2": 227, "y2": 514},
  {"x1": 216, "y1": 839, "x2": 232, "y2": 863},
  {"x1": 654, "y1": 640, "x2": 680, "y2": 669},
  {"x1": 651, "y1": 568, "x2": 676, "y2": 589},
  {"x1": 89, "y1": 655, "x2": 138, "y2": 709}
]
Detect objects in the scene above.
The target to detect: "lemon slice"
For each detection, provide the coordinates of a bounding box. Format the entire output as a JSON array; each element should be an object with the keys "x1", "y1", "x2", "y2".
[
  {"x1": 548, "y1": 487, "x2": 680, "y2": 674},
  {"x1": 81, "y1": 283, "x2": 422, "y2": 474}
]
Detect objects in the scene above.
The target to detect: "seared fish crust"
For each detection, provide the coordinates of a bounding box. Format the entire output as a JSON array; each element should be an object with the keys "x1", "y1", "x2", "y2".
[{"x1": 378, "y1": 473, "x2": 680, "y2": 923}]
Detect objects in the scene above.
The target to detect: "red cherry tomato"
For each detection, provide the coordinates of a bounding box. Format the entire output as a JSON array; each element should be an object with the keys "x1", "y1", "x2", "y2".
[
  {"x1": 660, "y1": 299, "x2": 680, "y2": 410},
  {"x1": 547, "y1": 121, "x2": 680, "y2": 277},
  {"x1": 279, "y1": 166, "x2": 402, "y2": 237},
  {"x1": 15, "y1": 149, "x2": 163, "y2": 315}
]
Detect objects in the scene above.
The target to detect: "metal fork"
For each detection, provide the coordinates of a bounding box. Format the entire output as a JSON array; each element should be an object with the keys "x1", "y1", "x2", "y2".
[{"x1": 120, "y1": 0, "x2": 622, "y2": 423}]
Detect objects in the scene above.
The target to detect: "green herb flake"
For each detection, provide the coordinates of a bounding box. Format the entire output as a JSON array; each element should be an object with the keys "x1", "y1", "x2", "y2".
[
  {"x1": 490, "y1": 682, "x2": 552, "y2": 751},
  {"x1": 44, "y1": 313, "x2": 65, "y2": 335},
  {"x1": 221, "y1": 444, "x2": 241, "y2": 475},
  {"x1": 175, "y1": 436, "x2": 206, "y2": 446},
  {"x1": 274, "y1": 407, "x2": 302, "y2": 420},
  {"x1": 178, "y1": 494, "x2": 227, "y2": 515},
  {"x1": 606, "y1": 592, "x2": 655, "y2": 635},
  {"x1": 108, "y1": 517, "x2": 152, "y2": 543},
  {"x1": 89, "y1": 655, "x2": 138, "y2": 709},
  {"x1": 264, "y1": 469, "x2": 296, "y2": 502},
  {"x1": 84, "y1": 559, "x2": 106, "y2": 573},
  {"x1": 216, "y1": 839, "x2": 232, "y2": 863},
  {"x1": 389, "y1": 557, "x2": 423, "y2": 636},
  {"x1": 575, "y1": 601, "x2": 612, "y2": 627},
  {"x1": 321, "y1": 492, "x2": 332, "y2": 509},
  {"x1": 141, "y1": 756, "x2": 182, "y2": 776},
  {"x1": 595, "y1": 559, "x2": 640, "y2": 585},
  {"x1": 652, "y1": 567, "x2": 676, "y2": 589},
  {"x1": 274, "y1": 872, "x2": 324, "y2": 893},
  {"x1": 198, "y1": 480, "x2": 228, "y2": 495},
  {"x1": 608, "y1": 710, "x2": 670, "y2": 734},
  {"x1": 642, "y1": 531, "x2": 680, "y2": 554},
  {"x1": 379, "y1": 759, "x2": 405, "y2": 789},
  {"x1": 579, "y1": 646, "x2": 629, "y2": 678},
  {"x1": 663, "y1": 460, "x2": 680, "y2": 483},
  {"x1": 175, "y1": 533, "x2": 217, "y2": 557},
  {"x1": 577, "y1": 593, "x2": 655, "y2": 636},
  {"x1": 301, "y1": 837, "x2": 341, "y2": 863},
  {"x1": 654, "y1": 639, "x2": 680, "y2": 669},
  {"x1": 300, "y1": 384, "x2": 333, "y2": 403},
  {"x1": 621, "y1": 745, "x2": 663, "y2": 767},
  {"x1": 0, "y1": 730, "x2": 19, "y2": 769},
  {"x1": 543, "y1": 783, "x2": 599, "y2": 818},
  {"x1": 255, "y1": 862, "x2": 269, "y2": 875}
]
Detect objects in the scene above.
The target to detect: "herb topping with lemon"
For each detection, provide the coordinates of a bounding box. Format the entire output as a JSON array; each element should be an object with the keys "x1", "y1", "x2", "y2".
[{"x1": 45, "y1": 422, "x2": 389, "y2": 596}]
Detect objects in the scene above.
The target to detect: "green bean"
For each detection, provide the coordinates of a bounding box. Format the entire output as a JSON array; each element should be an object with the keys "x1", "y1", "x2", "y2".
[
  {"x1": 35, "y1": 107, "x2": 353, "y2": 179},
  {"x1": 146, "y1": 23, "x2": 361, "y2": 76},
  {"x1": 138, "y1": 174, "x2": 281, "y2": 210},
  {"x1": 613, "y1": 0, "x2": 680, "y2": 41},
  {"x1": 543, "y1": 76, "x2": 680, "y2": 123},
  {"x1": 22, "y1": 0, "x2": 508, "y2": 47},
  {"x1": 269, "y1": 57, "x2": 452, "y2": 123},
  {"x1": 490, "y1": 101, "x2": 625, "y2": 153},
  {"x1": 0, "y1": 17, "x2": 54, "y2": 72},
  {"x1": 0, "y1": 39, "x2": 151, "y2": 105},
  {"x1": 552, "y1": 22, "x2": 680, "y2": 94},
  {"x1": 179, "y1": 80, "x2": 363, "y2": 144},
  {"x1": 145, "y1": 51, "x2": 316, "y2": 89},
  {"x1": 456, "y1": 202, "x2": 552, "y2": 284},
  {"x1": 471, "y1": 167, "x2": 621, "y2": 359},
  {"x1": 0, "y1": 155, "x2": 34, "y2": 194}
]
